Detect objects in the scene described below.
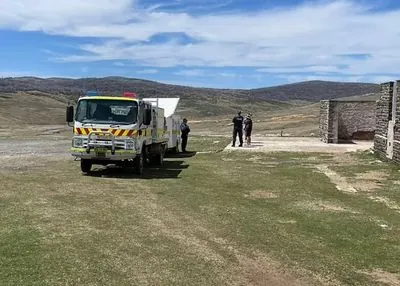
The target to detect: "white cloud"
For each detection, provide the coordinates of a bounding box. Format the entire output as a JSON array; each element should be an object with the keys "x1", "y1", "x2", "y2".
[
  {"x1": 218, "y1": 72, "x2": 238, "y2": 78},
  {"x1": 174, "y1": 69, "x2": 207, "y2": 76},
  {"x1": 0, "y1": 0, "x2": 134, "y2": 31},
  {"x1": 136, "y1": 68, "x2": 159, "y2": 74},
  {"x1": 257, "y1": 65, "x2": 342, "y2": 74},
  {"x1": 277, "y1": 74, "x2": 397, "y2": 84},
  {"x1": 0, "y1": 71, "x2": 79, "y2": 78},
  {"x1": 2, "y1": 0, "x2": 400, "y2": 82},
  {"x1": 173, "y1": 69, "x2": 240, "y2": 78}
]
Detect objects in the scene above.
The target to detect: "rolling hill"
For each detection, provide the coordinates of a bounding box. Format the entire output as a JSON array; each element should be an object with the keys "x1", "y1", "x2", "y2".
[
  {"x1": 0, "y1": 77, "x2": 381, "y2": 129},
  {"x1": 0, "y1": 76, "x2": 380, "y2": 102}
]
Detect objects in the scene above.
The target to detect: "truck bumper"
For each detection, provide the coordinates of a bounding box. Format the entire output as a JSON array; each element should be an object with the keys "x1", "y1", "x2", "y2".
[{"x1": 71, "y1": 148, "x2": 137, "y2": 161}]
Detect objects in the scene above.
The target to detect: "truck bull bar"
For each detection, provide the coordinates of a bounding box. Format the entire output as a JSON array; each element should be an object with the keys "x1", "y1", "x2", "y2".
[{"x1": 86, "y1": 130, "x2": 116, "y2": 155}]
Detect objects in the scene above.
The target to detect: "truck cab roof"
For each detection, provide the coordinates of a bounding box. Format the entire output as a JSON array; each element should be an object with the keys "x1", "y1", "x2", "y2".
[{"x1": 79, "y1": 96, "x2": 138, "y2": 102}]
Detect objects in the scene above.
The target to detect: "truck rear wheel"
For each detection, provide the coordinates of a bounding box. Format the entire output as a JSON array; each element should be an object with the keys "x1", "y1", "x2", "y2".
[
  {"x1": 172, "y1": 141, "x2": 179, "y2": 153},
  {"x1": 81, "y1": 159, "x2": 92, "y2": 173},
  {"x1": 134, "y1": 153, "x2": 144, "y2": 175},
  {"x1": 151, "y1": 145, "x2": 165, "y2": 166},
  {"x1": 158, "y1": 149, "x2": 164, "y2": 166}
]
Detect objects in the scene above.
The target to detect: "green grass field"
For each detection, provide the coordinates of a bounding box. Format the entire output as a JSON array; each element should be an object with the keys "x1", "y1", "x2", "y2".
[{"x1": 0, "y1": 136, "x2": 399, "y2": 285}]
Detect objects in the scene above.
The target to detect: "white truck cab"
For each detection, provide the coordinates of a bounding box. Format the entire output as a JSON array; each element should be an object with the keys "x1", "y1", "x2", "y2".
[{"x1": 66, "y1": 91, "x2": 181, "y2": 175}]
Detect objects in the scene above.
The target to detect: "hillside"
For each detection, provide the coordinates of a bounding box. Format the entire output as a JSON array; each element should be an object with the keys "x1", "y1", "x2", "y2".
[
  {"x1": 250, "y1": 80, "x2": 380, "y2": 101},
  {"x1": 0, "y1": 77, "x2": 380, "y2": 102},
  {"x1": 0, "y1": 77, "x2": 380, "y2": 130}
]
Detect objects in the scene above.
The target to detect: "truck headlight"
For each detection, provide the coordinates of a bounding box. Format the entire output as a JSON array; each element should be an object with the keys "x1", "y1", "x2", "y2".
[
  {"x1": 73, "y1": 138, "x2": 83, "y2": 147},
  {"x1": 125, "y1": 139, "x2": 134, "y2": 150}
]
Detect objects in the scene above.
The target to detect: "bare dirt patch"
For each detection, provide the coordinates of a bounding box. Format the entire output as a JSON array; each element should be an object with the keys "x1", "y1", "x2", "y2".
[
  {"x1": 368, "y1": 196, "x2": 400, "y2": 212},
  {"x1": 352, "y1": 181, "x2": 384, "y2": 193},
  {"x1": 348, "y1": 171, "x2": 389, "y2": 192},
  {"x1": 360, "y1": 269, "x2": 400, "y2": 286},
  {"x1": 356, "y1": 171, "x2": 389, "y2": 181},
  {"x1": 224, "y1": 136, "x2": 373, "y2": 153},
  {"x1": 316, "y1": 165, "x2": 357, "y2": 193},
  {"x1": 231, "y1": 252, "x2": 316, "y2": 286},
  {"x1": 269, "y1": 114, "x2": 316, "y2": 121},
  {"x1": 277, "y1": 219, "x2": 297, "y2": 224},
  {"x1": 295, "y1": 200, "x2": 359, "y2": 214},
  {"x1": 245, "y1": 190, "x2": 279, "y2": 199}
]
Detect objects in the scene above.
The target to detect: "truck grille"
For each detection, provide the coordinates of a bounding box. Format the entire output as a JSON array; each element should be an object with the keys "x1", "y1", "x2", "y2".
[{"x1": 80, "y1": 138, "x2": 127, "y2": 149}]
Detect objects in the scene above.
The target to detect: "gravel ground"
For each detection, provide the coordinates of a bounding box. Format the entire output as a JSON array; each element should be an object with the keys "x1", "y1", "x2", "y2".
[
  {"x1": 0, "y1": 139, "x2": 70, "y2": 157},
  {"x1": 0, "y1": 139, "x2": 71, "y2": 172},
  {"x1": 224, "y1": 136, "x2": 374, "y2": 153}
]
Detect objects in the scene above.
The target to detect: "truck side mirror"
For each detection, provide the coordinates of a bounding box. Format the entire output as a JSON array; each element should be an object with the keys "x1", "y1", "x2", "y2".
[
  {"x1": 144, "y1": 109, "x2": 152, "y2": 125},
  {"x1": 66, "y1": 106, "x2": 74, "y2": 123}
]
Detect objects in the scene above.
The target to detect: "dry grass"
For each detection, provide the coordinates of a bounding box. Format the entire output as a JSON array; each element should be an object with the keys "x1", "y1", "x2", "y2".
[
  {"x1": 0, "y1": 92, "x2": 68, "y2": 128},
  {"x1": 1, "y1": 133, "x2": 400, "y2": 285},
  {"x1": 360, "y1": 269, "x2": 400, "y2": 286},
  {"x1": 245, "y1": 190, "x2": 279, "y2": 199}
]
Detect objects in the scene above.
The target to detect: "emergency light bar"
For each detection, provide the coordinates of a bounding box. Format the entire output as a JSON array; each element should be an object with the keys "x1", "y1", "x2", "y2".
[
  {"x1": 124, "y1": 92, "x2": 137, "y2": 98},
  {"x1": 87, "y1": 91, "x2": 99, "y2": 96}
]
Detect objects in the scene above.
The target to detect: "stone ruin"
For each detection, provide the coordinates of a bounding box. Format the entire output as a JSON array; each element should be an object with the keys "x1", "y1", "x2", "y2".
[
  {"x1": 374, "y1": 81, "x2": 400, "y2": 163},
  {"x1": 319, "y1": 99, "x2": 377, "y2": 144}
]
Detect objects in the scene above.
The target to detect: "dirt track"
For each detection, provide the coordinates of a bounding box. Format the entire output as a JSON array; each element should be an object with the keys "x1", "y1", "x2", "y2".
[
  {"x1": 0, "y1": 139, "x2": 70, "y2": 172},
  {"x1": 224, "y1": 136, "x2": 374, "y2": 153},
  {"x1": 0, "y1": 139, "x2": 70, "y2": 157}
]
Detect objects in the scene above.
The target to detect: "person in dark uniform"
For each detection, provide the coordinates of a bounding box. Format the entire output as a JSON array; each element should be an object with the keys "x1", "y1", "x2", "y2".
[
  {"x1": 232, "y1": 111, "x2": 244, "y2": 147},
  {"x1": 244, "y1": 113, "x2": 253, "y2": 145},
  {"x1": 180, "y1": 118, "x2": 190, "y2": 152}
]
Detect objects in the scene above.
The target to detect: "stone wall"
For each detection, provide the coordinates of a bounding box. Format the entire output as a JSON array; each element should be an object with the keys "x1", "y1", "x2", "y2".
[
  {"x1": 393, "y1": 82, "x2": 400, "y2": 163},
  {"x1": 374, "y1": 82, "x2": 393, "y2": 157},
  {"x1": 336, "y1": 101, "x2": 376, "y2": 141},
  {"x1": 320, "y1": 100, "x2": 376, "y2": 143},
  {"x1": 319, "y1": 100, "x2": 330, "y2": 143},
  {"x1": 373, "y1": 80, "x2": 400, "y2": 164}
]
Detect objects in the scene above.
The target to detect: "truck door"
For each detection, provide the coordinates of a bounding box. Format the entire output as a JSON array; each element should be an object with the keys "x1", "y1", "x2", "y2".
[{"x1": 152, "y1": 109, "x2": 157, "y2": 139}]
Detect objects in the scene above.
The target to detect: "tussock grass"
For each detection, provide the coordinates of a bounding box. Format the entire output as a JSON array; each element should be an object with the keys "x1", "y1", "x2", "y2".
[{"x1": 0, "y1": 136, "x2": 399, "y2": 285}]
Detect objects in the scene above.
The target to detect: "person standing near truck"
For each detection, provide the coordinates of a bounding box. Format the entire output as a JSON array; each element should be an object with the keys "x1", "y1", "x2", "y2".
[
  {"x1": 180, "y1": 118, "x2": 190, "y2": 153},
  {"x1": 244, "y1": 113, "x2": 253, "y2": 145},
  {"x1": 232, "y1": 111, "x2": 244, "y2": 147}
]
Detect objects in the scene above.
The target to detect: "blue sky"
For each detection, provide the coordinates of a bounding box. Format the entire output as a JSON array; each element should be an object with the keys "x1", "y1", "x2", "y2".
[{"x1": 1, "y1": 0, "x2": 400, "y2": 88}]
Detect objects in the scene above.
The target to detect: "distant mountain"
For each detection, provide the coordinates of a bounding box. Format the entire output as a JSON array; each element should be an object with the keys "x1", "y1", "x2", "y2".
[
  {"x1": 0, "y1": 77, "x2": 380, "y2": 102},
  {"x1": 250, "y1": 80, "x2": 380, "y2": 101}
]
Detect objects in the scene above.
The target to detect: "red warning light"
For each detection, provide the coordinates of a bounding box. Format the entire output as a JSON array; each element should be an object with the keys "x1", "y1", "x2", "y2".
[{"x1": 123, "y1": 92, "x2": 137, "y2": 98}]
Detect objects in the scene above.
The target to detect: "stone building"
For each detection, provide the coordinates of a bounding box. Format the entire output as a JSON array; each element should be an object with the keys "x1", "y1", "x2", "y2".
[
  {"x1": 374, "y1": 81, "x2": 400, "y2": 162},
  {"x1": 320, "y1": 99, "x2": 377, "y2": 143}
]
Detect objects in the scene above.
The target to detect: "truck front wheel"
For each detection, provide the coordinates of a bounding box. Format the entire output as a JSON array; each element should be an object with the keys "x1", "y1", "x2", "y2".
[
  {"x1": 81, "y1": 159, "x2": 92, "y2": 173},
  {"x1": 134, "y1": 153, "x2": 144, "y2": 175}
]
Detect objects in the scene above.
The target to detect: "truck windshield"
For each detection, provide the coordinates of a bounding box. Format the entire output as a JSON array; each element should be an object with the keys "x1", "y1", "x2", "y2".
[{"x1": 75, "y1": 99, "x2": 138, "y2": 125}]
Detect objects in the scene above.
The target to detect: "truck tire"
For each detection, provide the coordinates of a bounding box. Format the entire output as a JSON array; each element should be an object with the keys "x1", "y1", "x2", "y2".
[
  {"x1": 81, "y1": 159, "x2": 92, "y2": 173},
  {"x1": 172, "y1": 141, "x2": 179, "y2": 153},
  {"x1": 134, "y1": 153, "x2": 144, "y2": 175},
  {"x1": 158, "y1": 149, "x2": 164, "y2": 166},
  {"x1": 154, "y1": 146, "x2": 165, "y2": 166}
]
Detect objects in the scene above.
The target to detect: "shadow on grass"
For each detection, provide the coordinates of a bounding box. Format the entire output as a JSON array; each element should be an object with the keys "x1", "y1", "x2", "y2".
[
  {"x1": 337, "y1": 140, "x2": 356, "y2": 145},
  {"x1": 230, "y1": 144, "x2": 264, "y2": 149},
  {"x1": 165, "y1": 151, "x2": 197, "y2": 159},
  {"x1": 86, "y1": 153, "x2": 197, "y2": 179}
]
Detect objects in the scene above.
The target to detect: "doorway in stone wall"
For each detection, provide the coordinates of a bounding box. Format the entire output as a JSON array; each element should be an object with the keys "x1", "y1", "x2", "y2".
[{"x1": 386, "y1": 82, "x2": 397, "y2": 159}]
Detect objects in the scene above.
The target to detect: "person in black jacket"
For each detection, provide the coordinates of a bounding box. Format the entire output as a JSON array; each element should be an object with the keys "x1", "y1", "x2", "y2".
[
  {"x1": 244, "y1": 113, "x2": 253, "y2": 145},
  {"x1": 180, "y1": 118, "x2": 190, "y2": 152},
  {"x1": 232, "y1": 111, "x2": 244, "y2": 147}
]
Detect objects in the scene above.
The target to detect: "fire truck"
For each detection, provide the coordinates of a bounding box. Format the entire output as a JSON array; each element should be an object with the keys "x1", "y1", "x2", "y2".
[{"x1": 66, "y1": 91, "x2": 182, "y2": 175}]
